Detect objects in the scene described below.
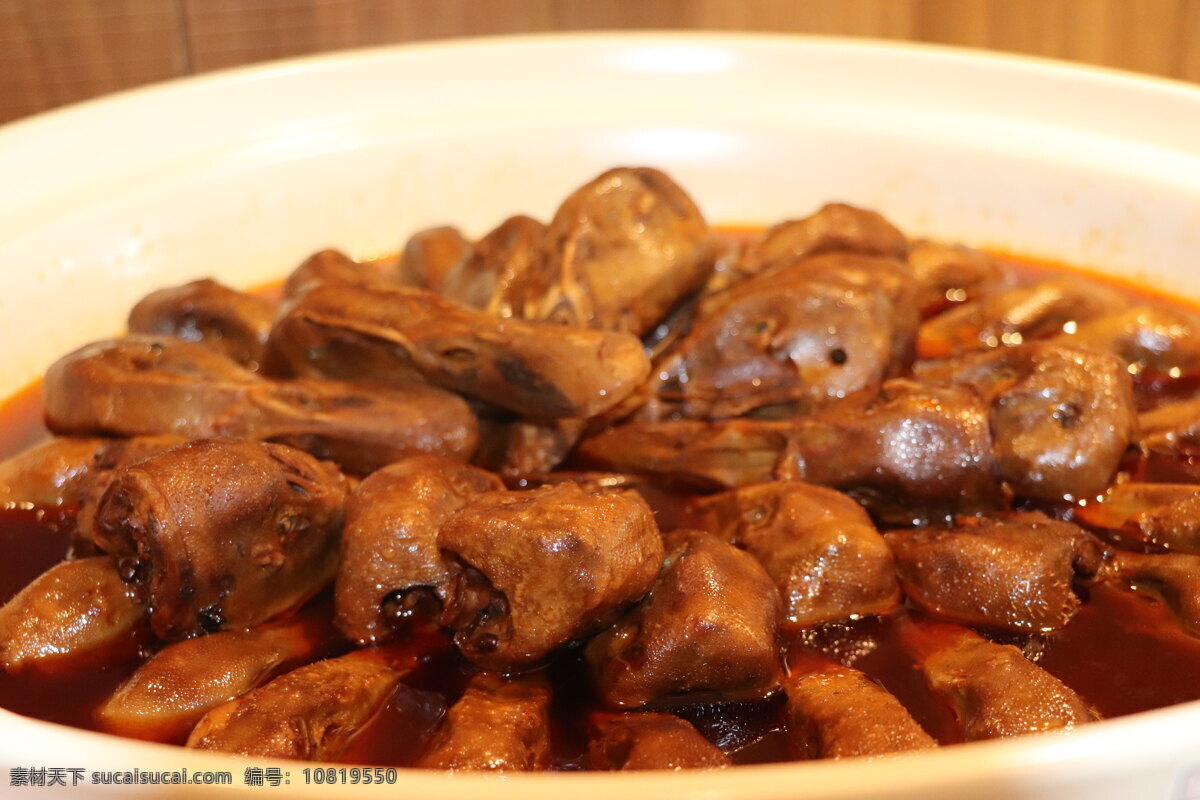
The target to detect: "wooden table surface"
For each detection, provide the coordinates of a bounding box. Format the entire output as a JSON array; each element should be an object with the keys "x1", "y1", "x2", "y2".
[{"x1": 3, "y1": 0, "x2": 1198, "y2": 125}]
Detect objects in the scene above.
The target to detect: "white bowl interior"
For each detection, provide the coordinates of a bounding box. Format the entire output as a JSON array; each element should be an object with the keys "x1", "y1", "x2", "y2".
[{"x1": 2, "y1": 32, "x2": 1200, "y2": 799}]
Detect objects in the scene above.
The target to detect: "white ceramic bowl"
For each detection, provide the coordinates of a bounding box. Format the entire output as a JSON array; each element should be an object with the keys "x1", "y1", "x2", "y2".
[{"x1": 2, "y1": 32, "x2": 1200, "y2": 800}]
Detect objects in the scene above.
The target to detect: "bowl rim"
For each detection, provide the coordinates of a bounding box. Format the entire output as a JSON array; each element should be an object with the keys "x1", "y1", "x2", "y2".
[
  {"x1": 6, "y1": 29, "x2": 1200, "y2": 138},
  {"x1": 4, "y1": 30, "x2": 1200, "y2": 798}
]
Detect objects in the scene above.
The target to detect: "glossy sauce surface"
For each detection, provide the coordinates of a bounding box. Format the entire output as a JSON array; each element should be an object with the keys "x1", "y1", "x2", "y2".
[{"x1": 2, "y1": 246, "x2": 1200, "y2": 767}]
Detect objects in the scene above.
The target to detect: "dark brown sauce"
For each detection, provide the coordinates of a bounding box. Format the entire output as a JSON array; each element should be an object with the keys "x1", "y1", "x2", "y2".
[
  {"x1": 336, "y1": 633, "x2": 464, "y2": 767},
  {"x1": 786, "y1": 613, "x2": 964, "y2": 745},
  {"x1": 3, "y1": 245, "x2": 1200, "y2": 768},
  {"x1": 1127, "y1": 444, "x2": 1200, "y2": 485},
  {"x1": 0, "y1": 515, "x2": 149, "y2": 729},
  {"x1": 0, "y1": 657, "x2": 144, "y2": 730},
  {"x1": 675, "y1": 696, "x2": 789, "y2": 763},
  {"x1": 0, "y1": 506, "x2": 72, "y2": 605},
  {"x1": 1035, "y1": 583, "x2": 1200, "y2": 717}
]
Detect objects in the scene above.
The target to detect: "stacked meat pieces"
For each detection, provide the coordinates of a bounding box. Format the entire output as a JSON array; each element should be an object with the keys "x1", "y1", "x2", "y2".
[{"x1": 3, "y1": 165, "x2": 1200, "y2": 771}]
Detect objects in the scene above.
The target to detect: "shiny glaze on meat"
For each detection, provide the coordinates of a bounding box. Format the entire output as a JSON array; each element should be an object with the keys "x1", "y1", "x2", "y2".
[{"x1": 3, "y1": 241, "x2": 1200, "y2": 769}]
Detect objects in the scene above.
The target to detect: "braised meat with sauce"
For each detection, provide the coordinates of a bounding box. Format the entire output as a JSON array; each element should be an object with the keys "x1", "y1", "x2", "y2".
[
  {"x1": 908, "y1": 240, "x2": 1006, "y2": 318},
  {"x1": 784, "y1": 657, "x2": 936, "y2": 759},
  {"x1": 334, "y1": 455, "x2": 503, "y2": 645},
  {"x1": 438, "y1": 482, "x2": 663, "y2": 670},
  {"x1": 517, "y1": 167, "x2": 715, "y2": 335},
  {"x1": 0, "y1": 435, "x2": 182, "y2": 513},
  {"x1": 885, "y1": 513, "x2": 1104, "y2": 632},
  {"x1": 43, "y1": 336, "x2": 478, "y2": 473},
  {"x1": 1097, "y1": 551, "x2": 1200, "y2": 635},
  {"x1": 282, "y1": 248, "x2": 392, "y2": 298},
  {"x1": 401, "y1": 216, "x2": 548, "y2": 314},
  {"x1": 398, "y1": 225, "x2": 473, "y2": 296},
  {"x1": 186, "y1": 644, "x2": 429, "y2": 760},
  {"x1": 916, "y1": 277, "x2": 1128, "y2": 359},
  {"x1": 667, "y1": 256, "x2": 912, "y2": 419},
  {"x1": 703, "y1": 202, "x2": 907, "y2": 299},
  {"x1": 573, "y1": 417, "x2": 793, "y2": 490},
  {"x1": 1053, "y1": 305, "x2": 1200, "y2": 386},
  {"x1": 586, "y1": 529, "x2": 781, "y2": 708},
  {"x1": 127, "y1": 278, "x2": 275, "y2": 368},
  {"x1": 267, "y1": 281, "x2": 650, "y2": 419},
  {"x1": 2, "y1": 166, "x2": 1199, "y2": 772},
  {"x1": 694, "y1": 482, "x2": 901, "y2": 627},
  {"x1": 588, "y1": 712, "x2": 731, "y2": 770},
  {"x1": 918, "y1": 342, "x2": 1136, "y2": 500},
  {"x1": 92, "y1": 438, "x2": 347, "y2": 640},
  {"x1": 96, "y1": 613, "x2": 331, "y2": 742},
  {"x1": 898, "y1": 618, "x2": 1098, "y2": 740},
  {"x1": 414, "y1": 672, "x2": 552, "y2": 771},
  {"x1": 578, "y1": 379, "x2": 1004, "y2": 523},
  {"x1": 0, "y1": 556, "x2": 147, "y2": 673},
  {"x1": 1077, "y1": 483, "x2": 1200, "y2": 553}
]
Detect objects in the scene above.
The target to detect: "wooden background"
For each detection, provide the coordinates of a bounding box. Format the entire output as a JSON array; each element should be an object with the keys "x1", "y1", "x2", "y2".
[{"x1": 4, "y1": 0, "x2": 1198, "y2": 125}]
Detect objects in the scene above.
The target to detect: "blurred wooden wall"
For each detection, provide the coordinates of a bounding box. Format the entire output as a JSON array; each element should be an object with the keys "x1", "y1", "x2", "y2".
[{"x1": 3, "y1": 0, "x2": 1198, "y2": 124}]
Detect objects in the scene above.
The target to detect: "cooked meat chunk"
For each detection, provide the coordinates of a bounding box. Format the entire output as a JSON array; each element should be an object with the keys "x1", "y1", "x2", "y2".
[
  {"x1": 1098, "y1": 551, "x2": 1200, "y2": 635},
  {"x1": 909, "y1": 240, "x2": 1006, "y2": 318},
  {"x1": 753, "y1": 202, "x2": 909, "y2": 263},
  {"x1": 186, "y1": 645, "x2": 427, "y2": 759},
  {"x1": 21, "y1": 182, "x2": 1200, "y2": 766},
  {"x1": 439, "y1": 215, "x2": 546, "y2": 313},
  {"x1": 694, "y1": 482, "x2": 901, "y2": 627},
  {"x1": 266, "y1": 282, "x2": 650, "y2": 419},
  {"x1": 92, "y1": 438, "x2": 346, "y2": 640},
  {"x1": 438, "y1": 482, "x2": 662, "y2": 669},
  {"x1": 462, "y1": 214, "x2": 609, "y2": 470},
  {"x1": 452, "y1": 211, "x2": 616, "y2": 472},
  {"x1": 498, "y1": 418, "x2": 587, "y2": 477},
  {"x1": 128, "y1": 279, "x2": 275, "y2": 368},
  {"x1": 452, "y1": 201, "x2": 650, "y2": 465},
  {"x1": 580, "y1": 380, "x2": 1002, "y2": 522},
  {"x1": 43, "y1": 336, "x2": 478, "y2": 473},
  {"x1": 478, "y1": 216, "x2": 549, "y2": 317},
  {"x1": 1139, "y1": 396, "x2": 1200, "y2": 448},
  {"x1": 917, "y1": 277, "x2": 1127, "y2": 359},
  {"x1": 0, "y1": 436, "x2": 183, "y2": 516},
  {"x1": 676, "y1": 251, "x2": 919, "y2": 419},
  {"x1": 1128, "y1": 438, "x2": 1200, "y2": 485},
  {"x1": 71, "y1": 436, "x2": 189, "y2": 537},
  {"x1": 713, "y1": 203, "x2": 907, "y2": 295},
  {"x1": 899, "y1": 618, "x2": 1097, "y2": 740},
  {"x1": 95, "y1": 614, "x2": 329, "y2": 742},
  {"x1": 781, "y1": 252, "x2": 919, "y2": 361},
  {"x1": 784, "y1": 659, "x2": 935, "y2": 758},
  {"x1": 1053, "y1": 305, "x2": 1200, "y2": 377},
  {"x1": 335, "y1": 456, "x2": 503, "y2": 645},
  {"x1": 588, "y1": 712, "x2": 730, "y2": 770},
  {"x1": 0, "y1": 437, "x2": 109, "y2": 508},
  {"x1": 1077, "y1": 483, "x2": 1200, "y2": 554},
  {"x1": 0, "y1": 556, "x2": 146, "y2": 673},
  {"x1": 576, "y1": 418, "x2": 792, "y2": 490},
  {"x1": 586, "y1": 530, "x2": 781, "y2": 708},
  {"x1": 415, "y1": 672, "x2": 552, "y2": 771},
  {"x1": 920, "y1": 342, "x2": 1136, "y2": 500},
  {"x1": 885, "y1": 513, "x2": 1104, "y2": 632},
  {"x1": 399, "y1": 225, "x2": 472, "y2": 292},
  {"x1": 674, "y1": 270, "x2": 899, "y2": 418},
  {"x1": 283, "y1": 249, "x2": 390, "y2": 298},
  {"x1": 514, "y1": 167, "x2": 714, "y2": 336},
  {"x1": 781, "y1": 380, "x2": 1005, "y2": 522}
]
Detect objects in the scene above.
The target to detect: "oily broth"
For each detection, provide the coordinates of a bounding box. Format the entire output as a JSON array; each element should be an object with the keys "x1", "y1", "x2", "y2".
[{"x1": 2, "y1": 240, "x2": 1200, "y2": 765}]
